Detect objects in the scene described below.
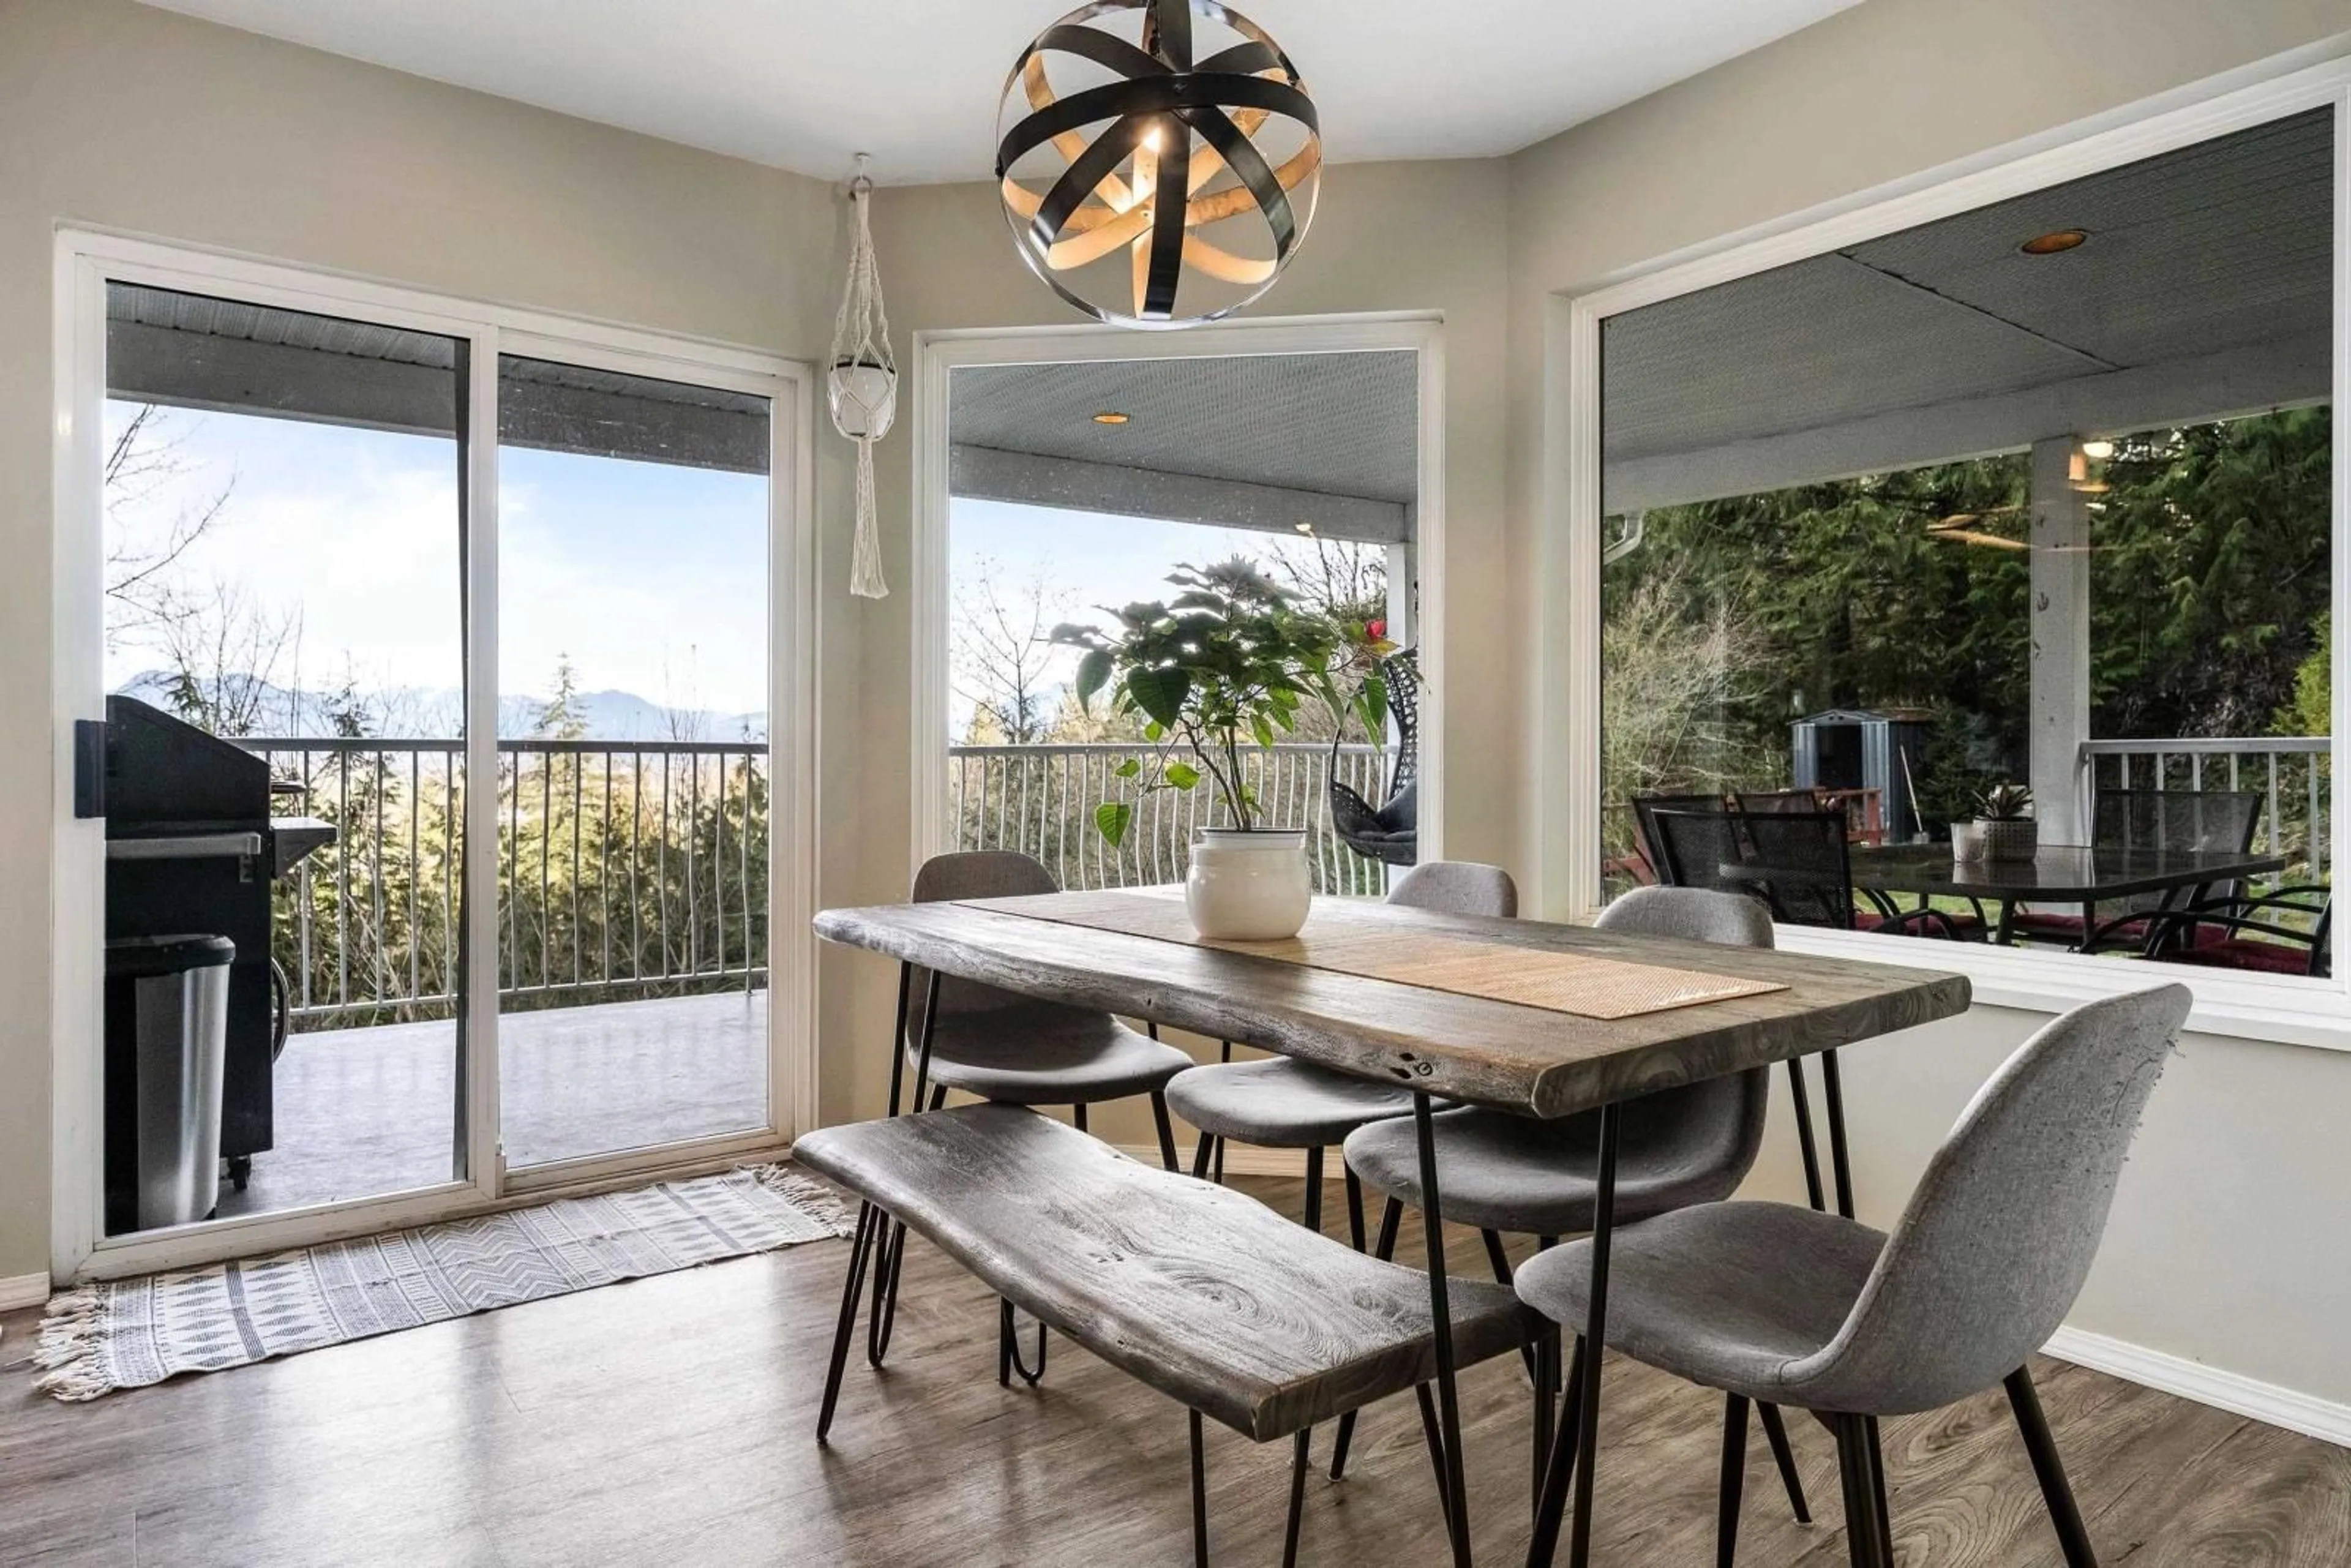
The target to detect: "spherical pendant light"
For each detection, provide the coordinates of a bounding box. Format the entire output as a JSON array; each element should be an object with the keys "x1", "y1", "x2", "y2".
[{"x1": 996, "y1": 0, "x2": 1322, "y2": 329}]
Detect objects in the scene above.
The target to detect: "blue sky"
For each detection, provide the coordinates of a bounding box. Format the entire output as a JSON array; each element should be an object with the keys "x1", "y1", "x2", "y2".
[
  {"x1": 947, "y1": 497, "x2": 1379, "y2": 738},
  {"x1": 103, "y1": 402, "x2": 1370, "y2": 741},
  {"x1": 103, "y1": 403, "x2": 769, "y2": 716}
]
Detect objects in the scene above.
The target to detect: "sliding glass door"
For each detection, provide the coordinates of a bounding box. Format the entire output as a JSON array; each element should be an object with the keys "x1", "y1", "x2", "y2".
[
  {"x1": 97, "y1": 281, "x2": 471, "y2": 1230},
  {"x1": 68, "y1": 236, "x2": 800, "y2": 1263},
  {"x1": 493, "y1": 353, "x2": 773, "y2": 1171}
]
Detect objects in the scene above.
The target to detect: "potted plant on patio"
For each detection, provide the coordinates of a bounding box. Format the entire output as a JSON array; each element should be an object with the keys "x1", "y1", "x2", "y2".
[
  {"x1": 1953, "y1": 781, "x2": 2037, "y2": 863},
  {"x1": 1052, "y1": 559, "x2": 1374, "y2": 940}
]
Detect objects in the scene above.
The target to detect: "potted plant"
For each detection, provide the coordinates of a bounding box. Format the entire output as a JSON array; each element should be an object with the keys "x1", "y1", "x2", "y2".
[
  {"x1": 1052, "y1": 559, "x2": 1369, "y2": 940},
  {"x1": 1954, "y1": 781, "x2": 2036, "y2": 863}
]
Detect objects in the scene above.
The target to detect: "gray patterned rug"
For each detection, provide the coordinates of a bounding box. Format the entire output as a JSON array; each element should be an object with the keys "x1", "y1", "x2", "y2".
[{"x1": 34, "y1": 1166, "x2": 850, "y2": 1401}]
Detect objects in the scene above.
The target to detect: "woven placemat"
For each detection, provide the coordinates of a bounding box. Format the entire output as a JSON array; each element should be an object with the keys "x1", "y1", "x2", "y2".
[{"x1": 970, "y1": 891, "x2": 1786, "y2": 1021}]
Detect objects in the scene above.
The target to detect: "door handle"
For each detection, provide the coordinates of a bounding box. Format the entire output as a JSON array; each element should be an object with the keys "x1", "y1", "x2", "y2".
[{"x1": 73, "y1": 719, "x2": 107, "y2": 819}]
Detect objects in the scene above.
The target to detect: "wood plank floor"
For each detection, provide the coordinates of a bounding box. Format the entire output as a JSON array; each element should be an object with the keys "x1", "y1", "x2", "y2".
[{"x1": 3, "y1": 1176, "x2": 2344, "y2": 1566}]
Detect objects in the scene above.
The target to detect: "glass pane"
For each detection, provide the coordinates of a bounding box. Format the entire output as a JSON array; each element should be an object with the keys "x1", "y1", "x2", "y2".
[
  {"x1": 495, "y1": 354, "x2": 771, "y2": 1168},
  {"x1": 100, "y1": 281, "x2": 467, "y2": 1230},
  {"x1": 1599, "y1": 110, "x2": 2333, "y2": 973},
  {"x1": 945, "y1": 351, "x2": 1418, "y2": 897}
]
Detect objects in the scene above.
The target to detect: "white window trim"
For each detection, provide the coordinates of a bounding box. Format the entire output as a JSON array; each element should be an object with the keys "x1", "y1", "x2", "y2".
[
  {"x1": 909, "y1": 312, "x2": 1449, "y2": 878},
  {"x1": 50, "y1": 227, "x2": 820, "y2": 1281},
  {"x1": 1539, "y1": 50, "x2": 2351, "y2": 1051}
]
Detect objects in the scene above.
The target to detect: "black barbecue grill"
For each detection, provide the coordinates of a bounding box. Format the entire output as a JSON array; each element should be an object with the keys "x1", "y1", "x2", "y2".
[{"x1": 87, "y1": 697, "x2": 336, "y2": 1225}]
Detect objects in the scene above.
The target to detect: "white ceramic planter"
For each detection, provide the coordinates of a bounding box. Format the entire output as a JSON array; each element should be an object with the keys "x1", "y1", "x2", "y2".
[{"x1": 1185, "y1": 828, "x2": 1313, "y2": 940}]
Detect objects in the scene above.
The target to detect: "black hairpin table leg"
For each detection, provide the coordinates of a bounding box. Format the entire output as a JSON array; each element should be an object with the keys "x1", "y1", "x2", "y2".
[
  {"x1": 869, "y1": 969, "x2": 939, "y2": 1367},
  {"x1": 1818, "y1": 1049, "x2": 1856, "y2": 1220},
  {"x1": 1562, "y1": 1102, "x2": 1622, "y2": 1568},
  {"x1": 1414, "y1": 1091, "x2": 1474, "y2": 1566}
]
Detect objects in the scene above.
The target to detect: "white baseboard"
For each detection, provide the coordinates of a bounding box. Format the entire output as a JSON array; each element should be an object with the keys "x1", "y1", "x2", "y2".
[
  {"x1": 0, "y1": 1272, "x2": 51, "y2": 1311},
  {"x1": 1114, "y1": 1142, "x2": 1313, "y2": 1177},
  {"x1": 2043, "y1": 1326, "x2": 2351, "y2": 1450}
]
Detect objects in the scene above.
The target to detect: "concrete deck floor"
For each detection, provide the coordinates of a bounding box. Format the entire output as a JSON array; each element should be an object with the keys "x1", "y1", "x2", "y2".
[{"x1": 218, "y1": 989, "x2": 768, "y2": 1219}]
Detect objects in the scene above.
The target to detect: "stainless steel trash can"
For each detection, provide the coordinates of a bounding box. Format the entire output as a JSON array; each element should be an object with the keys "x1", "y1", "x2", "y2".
[{"x1": 103, "y1": 934, "x2": 234, "y2": 1233}]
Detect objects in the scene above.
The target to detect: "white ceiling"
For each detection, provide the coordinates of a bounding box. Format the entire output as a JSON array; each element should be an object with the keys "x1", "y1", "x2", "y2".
[
  {"x1": 1603, "y1": 109, "x2": 2336, "y2": 510},
  {"x1": 135, "y1": 0, "x2": 1862, "y2": 186}
]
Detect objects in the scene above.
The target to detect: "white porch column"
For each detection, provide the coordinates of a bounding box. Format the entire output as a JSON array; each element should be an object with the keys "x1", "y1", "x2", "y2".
[{"x1": 2029, "y1": 437, "x2": 2091, "y2": 844}]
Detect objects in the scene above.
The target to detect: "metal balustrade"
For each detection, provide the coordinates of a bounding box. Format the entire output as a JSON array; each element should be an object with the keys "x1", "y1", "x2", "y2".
[
  {"x1": 947, "y1": 741, "x2": 1394, "y2": 898},
  {"x1": 236, "y1": 738, "x2": 768, "y2": 1029},
  {"x1": 2079, "y1": 737, "x2": 2332, "y2": 880}
]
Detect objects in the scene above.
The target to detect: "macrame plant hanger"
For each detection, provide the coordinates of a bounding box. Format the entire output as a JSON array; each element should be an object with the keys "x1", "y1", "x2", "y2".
[{"x1": 830, "y1": 154, "x2": 897, "y2": 599}]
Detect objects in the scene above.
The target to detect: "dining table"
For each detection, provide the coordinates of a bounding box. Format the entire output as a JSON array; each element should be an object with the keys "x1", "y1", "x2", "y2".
[
  {"x1": 1833, "y1": 842, "x2": 2285, "y2": 948},
  {"x1": 813, "y1": 887, "x2": 1972, "y2": 1568}
]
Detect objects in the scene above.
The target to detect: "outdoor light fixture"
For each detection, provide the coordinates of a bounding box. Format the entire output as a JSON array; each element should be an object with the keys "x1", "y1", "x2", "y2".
[
  {"x1": 2020, "y1": 228, "x2": 2090, "y2": 255},
  {"x1": 2081, "y1": 439, "x2": 2115, "y2": 459},
  {"x1": 995, "y1": 0, "x2": 1322, "y2": 329},
  {"x1": 1092, "y1": 410, "x2": 1132, "y2": 424}
]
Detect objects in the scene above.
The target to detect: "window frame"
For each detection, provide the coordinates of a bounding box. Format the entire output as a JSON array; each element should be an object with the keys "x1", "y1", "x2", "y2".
[
  {"x1": 909, "y1": 313, "x2": 1450, "y2": 879},
  {"x1": 1540, "y1": 57, "x2": 2351, "y2": 1049}
]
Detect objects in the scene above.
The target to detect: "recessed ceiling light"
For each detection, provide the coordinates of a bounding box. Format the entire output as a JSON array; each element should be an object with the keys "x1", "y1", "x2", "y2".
[
  {"x1": 1091, "y1": 410, "x2": 1130, "y2": 425},
  {"x1": 2020, "y1": 228, "x2": 2090, "y2": 256}
]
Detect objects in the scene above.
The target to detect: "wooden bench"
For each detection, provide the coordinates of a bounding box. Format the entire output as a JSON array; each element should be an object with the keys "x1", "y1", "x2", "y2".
[{"x1": 797, "y1": 1103, "x2": 1539, "y2": 1562}]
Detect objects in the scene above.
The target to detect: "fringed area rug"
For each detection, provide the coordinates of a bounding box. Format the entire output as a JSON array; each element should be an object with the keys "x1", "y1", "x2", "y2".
[{"x1": 35, "y1": 1166, "x2": 849, "y2": 1401}]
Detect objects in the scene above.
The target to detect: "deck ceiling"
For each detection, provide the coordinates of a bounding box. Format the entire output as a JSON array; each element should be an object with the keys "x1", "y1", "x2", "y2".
[
  {"x1": 106, "y1": 283, "x2": 770, "y2": 473},
  {"x1": 1604, "y1": 108, "x2": 2334, "y2": 511},
  {"x1": 950, "y1": 353, "x2": 1419, "y2": 543}
]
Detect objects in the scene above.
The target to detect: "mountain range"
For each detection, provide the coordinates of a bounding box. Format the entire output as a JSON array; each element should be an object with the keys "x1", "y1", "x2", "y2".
[{"x1": 110, "y1": 671, "x2": 767, "y2": 743}]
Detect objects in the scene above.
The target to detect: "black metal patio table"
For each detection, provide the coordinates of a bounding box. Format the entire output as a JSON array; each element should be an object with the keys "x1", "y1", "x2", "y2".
[{"x1": 1839, "y1": 843, "x2": 2288, "y2": 948}]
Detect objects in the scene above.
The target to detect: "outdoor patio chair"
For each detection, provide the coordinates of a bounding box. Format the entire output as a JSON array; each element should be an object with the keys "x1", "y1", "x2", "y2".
[
  {"x1": 2010, "y1": 787, "x2": 2262, "y2": 952},
  {"x1": 2146, "y1": 885, "x2": 2333, "y2": 978},
  {"x1": 1644, "y1": 803, "x2": 1752, "y2": 896},
  {"x1": 1631, "y1": 792, "x2": 1729, "y2": 887},
  {"x1": 1329, "y1": 650, "x2": 1420, "y2": 868},
  {"x1": 1739, "y1": 811, "x2": 1978, "y2": 939}
]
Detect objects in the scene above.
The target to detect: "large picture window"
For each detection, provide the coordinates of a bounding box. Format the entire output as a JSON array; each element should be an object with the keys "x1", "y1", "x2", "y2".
[{"x1": 1588, "y1": 106, "x2": 2338, "y2": 992}]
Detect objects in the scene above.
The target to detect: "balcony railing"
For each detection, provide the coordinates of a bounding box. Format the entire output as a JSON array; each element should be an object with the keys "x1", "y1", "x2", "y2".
[
  {"x1": 948, "y1": 741, "x2": 1394, "y2": 898},
  {"x1": 239, "y1": 738, "x2": 768, "y2": 1030},
  {"x1": 2079, "y1": 736, "x2": 2331, "y2": 880}
]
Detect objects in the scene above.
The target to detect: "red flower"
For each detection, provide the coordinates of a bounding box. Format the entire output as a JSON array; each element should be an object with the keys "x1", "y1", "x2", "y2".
[{"x1": 1365, "y1": 618, "x2": 1387, "y2": 640}]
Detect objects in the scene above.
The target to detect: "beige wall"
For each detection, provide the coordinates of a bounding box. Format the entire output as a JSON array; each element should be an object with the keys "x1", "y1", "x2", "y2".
[
  {"x1": 1502, "y1": 0, "x2": 2351, "y2": 1410},
  {"x1": 0, "y1": 0, "x2": 857, "y2": 1281}
]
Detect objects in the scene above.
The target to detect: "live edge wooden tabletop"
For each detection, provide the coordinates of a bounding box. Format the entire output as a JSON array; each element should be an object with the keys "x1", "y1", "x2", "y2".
[{"x1": 814, "y1": 893, "x2": 1971, "y2": 1121}]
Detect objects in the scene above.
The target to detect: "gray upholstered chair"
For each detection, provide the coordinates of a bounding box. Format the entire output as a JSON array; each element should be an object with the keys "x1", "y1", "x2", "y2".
[
  {"x1": 1163, "y1": 860, "x2": 1520, "y2": 1248},
  {"x1": 869, "y1": 850, "x2": 1195, "y2": 1378},
  {"x1": 900, "y1": 850, "x2": 1194, "y2": 1139},
  {"x1": 1336, "y1": 886, "x2": 1812, "y2": 1513},
  {"x1": 1514, "y1": 983, "x2": 2191, "y2": 1568}
]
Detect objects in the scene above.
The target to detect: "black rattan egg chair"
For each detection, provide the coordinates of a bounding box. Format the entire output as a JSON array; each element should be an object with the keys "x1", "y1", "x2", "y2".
[{"x1": 1328, "y1": 650, "x2": 1420, "y2": 868}]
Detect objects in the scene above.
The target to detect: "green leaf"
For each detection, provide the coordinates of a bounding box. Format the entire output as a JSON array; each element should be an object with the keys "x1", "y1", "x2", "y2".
[
  {"x1": 1094, "y1": 801, "x2": 1133, "y2": 846},
  {"x1": 1112, "y1": 757, "x2": 1142, "y2": 778},
  {"x1": 1125, "y1": 666, "x2": 1191, "y2": 729},
  {"x1": 1250, "y1": 713, "x2": 1277, "y2": 748},
  {"x1": 1164, "y1": 761, "x2": 1201, "y2": 790},
  {"x1": 1074, "y1": 649, "x2": 1112, "y2": 712},
  {"x1": 1143, "y1": 720, "x2": 1164, "y2": 742}
]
